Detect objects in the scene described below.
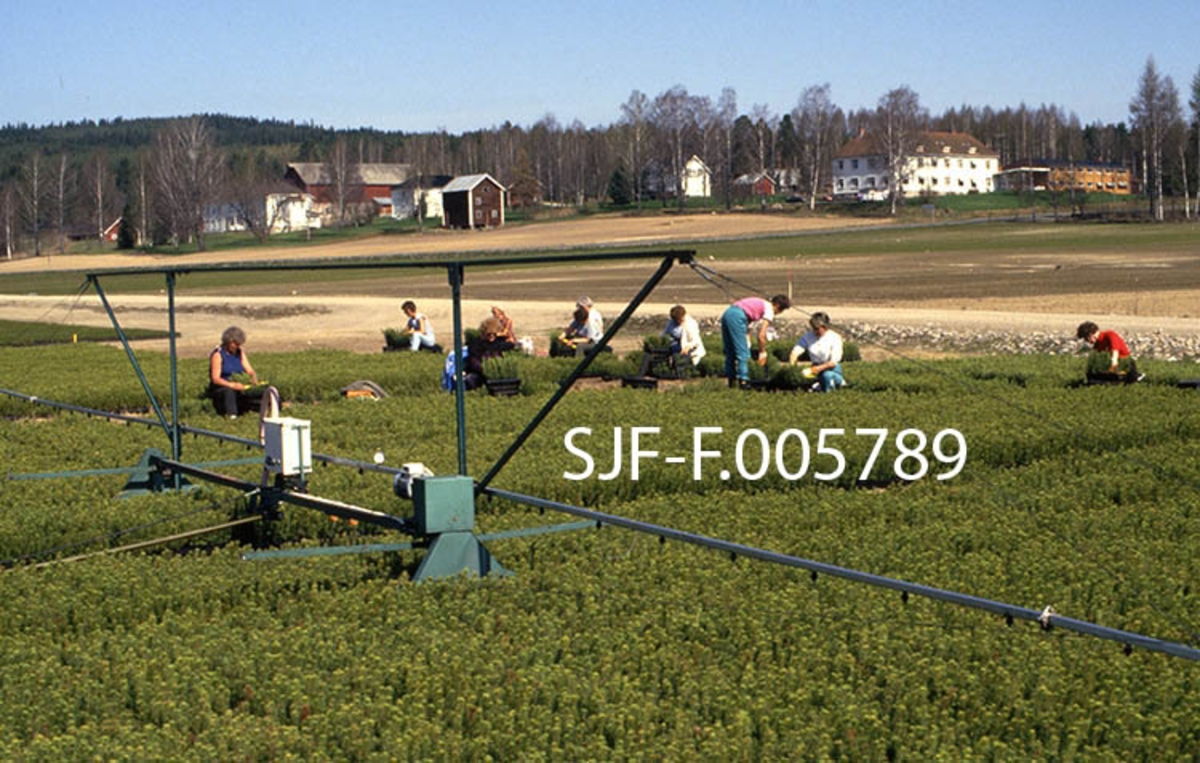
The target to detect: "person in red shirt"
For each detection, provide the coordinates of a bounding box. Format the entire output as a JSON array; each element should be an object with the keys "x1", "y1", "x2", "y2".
[{"x1": 1076, "y1": 321, "x2": 1142, "y2": 383}]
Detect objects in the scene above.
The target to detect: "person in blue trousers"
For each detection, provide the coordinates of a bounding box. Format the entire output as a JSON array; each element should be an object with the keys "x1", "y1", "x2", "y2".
[{"x1": 720, "y1": 294, "x2": 790, "y2": 388}]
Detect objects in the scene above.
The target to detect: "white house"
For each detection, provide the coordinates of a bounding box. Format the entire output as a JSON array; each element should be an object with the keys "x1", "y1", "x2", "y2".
[
  {"x1": 682, "y1": 155, "x2": 712, "y2": 198},
  {"x1": 203, "y1": 192, "x2": 320, "y2": 235},
  {"x1": 391, "y1": 175, "x2": 453, "y2": 220},
  {"x1": 832, "y1": 131, "x2": 999, "y2": 198}
]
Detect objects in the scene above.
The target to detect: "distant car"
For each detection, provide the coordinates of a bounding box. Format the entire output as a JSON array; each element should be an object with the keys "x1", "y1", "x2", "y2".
[{"x1": 856, "y1": 189, "x2": 888, "y2": 202}]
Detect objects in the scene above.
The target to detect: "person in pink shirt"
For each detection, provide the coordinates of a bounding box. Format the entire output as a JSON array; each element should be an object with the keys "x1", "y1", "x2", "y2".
[{"x1": 720, "y1": 294, "x2": 791, "y2": 388}]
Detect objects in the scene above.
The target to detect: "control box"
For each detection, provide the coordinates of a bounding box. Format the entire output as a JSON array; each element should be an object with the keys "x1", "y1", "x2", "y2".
[
  {"x1": 411, "y1": 475, "x2": 475, "y2": 535},
  {"x1": 263, "y1": 416, "x2": 312, "y2": 476}
]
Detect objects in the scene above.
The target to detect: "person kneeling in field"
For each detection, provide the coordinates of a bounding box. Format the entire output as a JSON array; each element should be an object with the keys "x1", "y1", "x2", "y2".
[
  {"x1": 663, "y1": 304, "x2": 706, "y2": 366},
  {"x1": 789, "y1": 311, "x2": 845, "y2": 392},
  {"x1": 464, "y1": 317, "x2": 517, "y2": 390},
  {"x1": 1076, "y1": 320, "x2": 1143, "y2": 384},
  {"x1": 208, "y1": 326, "x2": 262, "y2": 418}
]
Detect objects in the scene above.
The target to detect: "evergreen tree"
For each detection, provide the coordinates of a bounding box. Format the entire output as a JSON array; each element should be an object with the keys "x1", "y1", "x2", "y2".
[
  {"x1": 116, "y1": 203, "x2": 136, "y2": 249},
  {"x1": 607, "y1": 163, "x2": 632, "y2": 205}
]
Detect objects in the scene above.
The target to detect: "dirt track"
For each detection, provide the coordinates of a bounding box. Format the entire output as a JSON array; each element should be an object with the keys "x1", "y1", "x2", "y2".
[{"x1": 2, "y1": 214, "x2": 1198, "y2": 357}]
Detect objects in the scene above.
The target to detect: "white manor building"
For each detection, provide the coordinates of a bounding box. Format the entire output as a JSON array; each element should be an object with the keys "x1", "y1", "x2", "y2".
[{"x1": 832, "y1": 131, "x2": 999, "y2": 198}]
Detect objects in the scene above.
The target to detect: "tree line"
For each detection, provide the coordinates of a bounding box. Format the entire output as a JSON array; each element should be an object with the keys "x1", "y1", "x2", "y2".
[{"x1": 2, "y1": 57, "x2": 1198, "y2": 257}]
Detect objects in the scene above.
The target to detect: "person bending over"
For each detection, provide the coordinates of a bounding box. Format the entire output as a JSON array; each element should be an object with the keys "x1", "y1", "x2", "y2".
[
  {"x1": 1076, "y1": 321, "x2": 1142, "y2": 383},
  {"x1": 720, "y1": 294, "x2": 790, "y2": 388}
]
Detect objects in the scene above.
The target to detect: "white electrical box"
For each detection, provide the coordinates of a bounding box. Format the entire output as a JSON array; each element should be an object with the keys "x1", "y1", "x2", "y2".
[{"x1": 263, "y1": 416, "x2": 312, "y2": 476}]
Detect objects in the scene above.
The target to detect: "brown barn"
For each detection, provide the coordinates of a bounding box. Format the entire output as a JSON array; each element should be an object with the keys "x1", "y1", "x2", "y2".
[{"x1": 441, "y1": 174, "x2": 507, "y2": 229}]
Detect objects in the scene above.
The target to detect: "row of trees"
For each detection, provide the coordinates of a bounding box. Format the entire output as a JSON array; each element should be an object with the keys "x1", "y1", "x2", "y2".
[{"x1": 3, "y1": 58, "x2": 1198, "y2": 257}]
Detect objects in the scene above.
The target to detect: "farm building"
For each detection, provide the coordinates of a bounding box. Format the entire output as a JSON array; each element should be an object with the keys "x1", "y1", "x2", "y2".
[
  {"x1": 441, "y1": 174, "x2": 507, "y2": 230},
  {"x1": 391, "y1": 175, "x2": 454, "y2": 220},
  {"x1": 994, "y1": 160, "x2": 1133, "y2": 194},
  {"x1": 733, "y1": 171, "x2": 777, "y2": 197},
  {"x1": 832, "y1": 130, "x2": 999, "y2": 198},
  {"x1": 641, "y1": 155, "x2": 713, "y2": 200},
  {"x1": 203, "y1": 192, "x2": 320, "y2": 235},
  {"x1": 284, "y1": 162, "x2": 411, "y2": 222}
]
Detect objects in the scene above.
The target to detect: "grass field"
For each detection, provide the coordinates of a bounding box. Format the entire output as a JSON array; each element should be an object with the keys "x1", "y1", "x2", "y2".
[
  {"x1": 0, "y1": 318, "x2": 170, "y2": 346},
  {"x1": 0, "y1": 341, "x2": 1196, "y2": 758}
]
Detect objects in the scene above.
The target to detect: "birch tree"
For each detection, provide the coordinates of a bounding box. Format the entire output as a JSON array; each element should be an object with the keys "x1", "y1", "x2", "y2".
[
  {"x1": 1, "y1": 182, "x2": 14, "y2": 259},
  {"x1": 796, "y1": 84, "x2": 836, "y2": 210},
  {"x1": 18, "y1": 152, "x2": 47, "y2": 256},
  {"x1": 873, "y1": 86, "x2": 925, "y2": 216},
  {"x1": 323, "y1": 137, "x2": 361, "y2": 227},
  {"x1": 51, "y1": 153, "x2": 71, "y2": 254},
  {"x1": 619, "y1": 90, "x2": 652, "y2": 207},
  {"x1": 1191, "y1": 66, "x2": 1200, "y2": 213},
  {"x1": 653, "y1": 85, "x2": 697, "y2": 207},
  {"x1": 151, "y1": 117, "x2": 224, "y2": 249},
  {"x1": 716, "y1": 88, "x2": 737, "y2": 210},
  {"x1": 84, "y1": 151, "x2": 119, "y2": 243},
  {"x1": 1129, "y1": 56, "x2": 1176, "y2": 221}
]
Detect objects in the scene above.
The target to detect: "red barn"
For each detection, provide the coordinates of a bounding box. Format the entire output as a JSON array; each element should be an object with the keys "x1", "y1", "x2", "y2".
[
  {"x1": 441, "y1": 174, "x2": 507, "y2": 230},
  {"x1": 285, "y1": 162, "x2": 411, "y2": 220}
]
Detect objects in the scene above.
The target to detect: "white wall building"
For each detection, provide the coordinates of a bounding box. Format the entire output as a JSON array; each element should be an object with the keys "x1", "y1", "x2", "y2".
[
  {"x1": 203, "y1": 193, "x2": 320, "y2": 235},
  {"x1": 390, "y1": 176, "x2": 452, "y2": 220},
  {"x1": 832, "y1": 131, "x2": 999, "y2": 198},
  {"x1": 682, "y1": 155, "x2": 712, "y2": 198}
]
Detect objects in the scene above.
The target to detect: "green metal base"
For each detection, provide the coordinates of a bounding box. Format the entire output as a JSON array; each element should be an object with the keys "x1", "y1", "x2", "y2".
[
  {"x1": 411, "y1": 531, "x2": 510, "y2": 583},
  {"x1": 119, "y1": 448, "x2": 196, "y2": 498}
]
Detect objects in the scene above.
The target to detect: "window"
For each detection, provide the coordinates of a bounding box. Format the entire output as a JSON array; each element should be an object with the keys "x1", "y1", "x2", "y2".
[
  {"x1": 852, "y1": 159, "x2": 859, "y2": 169},
  {"x1": 837, "y1": 160, "x2": 843, "y2": 170},
  {"x1": 850, "y1": 178, "x2": 859, "y2": 189}
]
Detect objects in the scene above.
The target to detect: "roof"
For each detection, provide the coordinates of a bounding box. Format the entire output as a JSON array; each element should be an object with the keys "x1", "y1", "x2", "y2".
[
  {"x1": 836, "y1": 131, "x2": 997, "y2": 159},
  {"x1": 442, "y1": 173, "x2": 507, "y2": 193},
  {"x1": 1006, "y1": 158, "x2": 1128, "y2": 171},
  {"x1": 685, "y1": 155, "x2": 711, "y2": 173},
  {"x1": 287, "y1": 162, "x2": 412, "y2": 186},
  {"x1": 394, "y1": 174, "x2": 454, "y2": 191}
]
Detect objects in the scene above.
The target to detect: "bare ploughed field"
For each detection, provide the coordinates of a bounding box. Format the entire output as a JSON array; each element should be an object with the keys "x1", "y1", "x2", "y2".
[{"x1": 2, "y1": 213, "x2": 1198, "y2": 356}]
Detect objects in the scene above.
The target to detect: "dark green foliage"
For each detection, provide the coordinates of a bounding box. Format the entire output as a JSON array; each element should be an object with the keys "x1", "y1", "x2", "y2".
[
  {"x1": 0, "y1": 346, "x2": 1196, "y2": 758},
  {"x1": 0, "y1": 319, "x2": 168, "y2": 347},
  {"x1": 607, "y1": 164, "x2": 633, "y2": 206},
  {"x1": 116, "y1": 204, "x2": 136, "y2": 249}
]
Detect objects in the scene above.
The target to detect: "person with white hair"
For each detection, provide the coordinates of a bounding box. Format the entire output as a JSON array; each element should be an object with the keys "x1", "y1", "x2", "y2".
[
  {"x1": 576, "y1": 296, "x2": 604, "y2": 342},
  {"x1": 789, "y1": 311, "x2": 845, "y2": 392}
]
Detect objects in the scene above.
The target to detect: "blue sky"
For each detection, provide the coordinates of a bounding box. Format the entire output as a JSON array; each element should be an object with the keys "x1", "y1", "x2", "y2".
[{"x1": 2, "y1": 0, "x2": 1197, "y2": 133}]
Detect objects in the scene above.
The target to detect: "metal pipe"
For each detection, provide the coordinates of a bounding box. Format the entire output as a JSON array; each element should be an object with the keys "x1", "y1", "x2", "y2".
[
  {"x1": 81, "y1": 249, "x2": 699, "y2": 278},
  {"x1": 166, "y1": 272, "x2": 182, "y2": 489},
  {"x1": 478, "y1": 251, "x2": 692, "y2": 490},
  {"x1": 482, "y1": 487, "x2": 1200, "y2": 662},
  {"x1": 158, "y1": 458, "x2": 412, "y2": 533},
  {"x1": 88, "y1": 275, "x2": 172, "y2": 437},
  {"x1": 448, "y1": 263, "x2": 467, "y2": 475}
]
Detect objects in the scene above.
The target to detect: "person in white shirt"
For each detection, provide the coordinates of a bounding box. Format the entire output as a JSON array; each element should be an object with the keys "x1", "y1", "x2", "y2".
[
  {"x1": 577, "y1": 296, "x2": 604, "y2": 342},
  {"x1": 789, "y1": 311, "x2": 845, "y2": 392},
  {"x1": 400, "y1": 300, "x2": 437, "y2": 351},
  {"x1": 663, "y1": 304, "x2": 706, "y2": 366}
]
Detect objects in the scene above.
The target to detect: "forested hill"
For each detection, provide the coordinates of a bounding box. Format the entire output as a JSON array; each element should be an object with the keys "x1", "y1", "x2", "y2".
[{"x1": 0, "y1": 114, "x2": 403, "y2": 175}]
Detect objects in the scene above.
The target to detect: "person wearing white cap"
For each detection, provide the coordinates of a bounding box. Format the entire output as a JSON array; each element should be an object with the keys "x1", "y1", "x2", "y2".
[{"x1": 576, "y1": 296, "x2": 604, "y2": 342}]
